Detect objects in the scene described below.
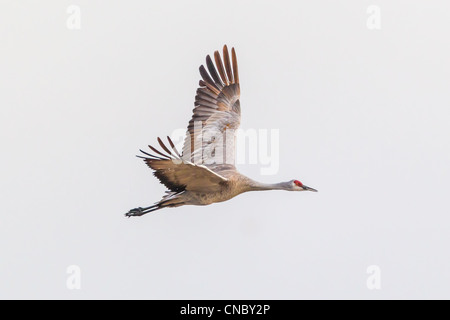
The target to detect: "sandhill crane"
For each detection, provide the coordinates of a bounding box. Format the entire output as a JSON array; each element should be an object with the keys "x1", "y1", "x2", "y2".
[{"x1": 125, "y1": 45, "x2": 317, "y2": 217}]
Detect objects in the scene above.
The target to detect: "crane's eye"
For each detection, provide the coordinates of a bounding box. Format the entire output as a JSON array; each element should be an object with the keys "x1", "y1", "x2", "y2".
[{"x1": 294, "y1": 180, "x2": 303, "y2": 187}]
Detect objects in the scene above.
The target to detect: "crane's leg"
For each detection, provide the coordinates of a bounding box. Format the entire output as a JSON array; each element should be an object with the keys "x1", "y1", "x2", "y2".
[
  {"x1": 125, "y1": 192, "x2": 186, "y2": 217},
  {"x1": 125, "y1": 204, "x2": 160, "y2": 217}
]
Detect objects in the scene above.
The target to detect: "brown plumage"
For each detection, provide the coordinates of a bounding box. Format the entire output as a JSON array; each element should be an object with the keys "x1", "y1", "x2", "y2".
[{"x1": 126, "y1": 45, "x2": 317, "y2": 217}]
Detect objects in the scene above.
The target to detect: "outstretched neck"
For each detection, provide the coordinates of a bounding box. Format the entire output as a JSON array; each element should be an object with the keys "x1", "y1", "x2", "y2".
[{"x1": 248, "y1": 180, "x2": 291, "y2": 191}]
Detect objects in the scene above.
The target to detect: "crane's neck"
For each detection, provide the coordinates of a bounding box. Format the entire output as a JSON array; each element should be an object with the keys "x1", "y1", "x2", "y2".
[{"x1": 248, "y1": 180, "x2": 291, "y2": 191}]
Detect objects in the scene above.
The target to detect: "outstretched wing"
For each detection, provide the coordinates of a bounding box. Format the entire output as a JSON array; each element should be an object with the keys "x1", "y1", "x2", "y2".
[
  {"x1": 138, "y1": 137, "x2": 228, "y2": 193},
  {"x1": 182, "y1": 45, "x2": 241, "y2": 168}
]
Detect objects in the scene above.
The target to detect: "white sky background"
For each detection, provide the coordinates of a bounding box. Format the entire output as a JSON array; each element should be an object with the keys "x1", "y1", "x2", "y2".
[{"x1": 1, "y1": 0, "x2": 449, "y2": 299}]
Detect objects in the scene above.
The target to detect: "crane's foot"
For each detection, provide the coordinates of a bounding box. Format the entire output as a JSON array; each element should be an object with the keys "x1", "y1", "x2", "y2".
[
  {"x1": 125, "y1": 207, "x2": 146, "y2": 218},
  {"x1": 125, "y1": 204, "x2": 159, "y2": 217}
]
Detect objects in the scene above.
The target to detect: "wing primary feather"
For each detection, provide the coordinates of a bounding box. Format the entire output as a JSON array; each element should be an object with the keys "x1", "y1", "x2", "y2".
[
  {"x1": 167, "y1": 136, "x2": 182, "y2": 158},
  {"x1": 199, "y1": 80, "x2": 221, "y2": 95},
  {"x1": 231, "y1": 47, "x2": 239, "y2": 84},
  {"x1": 148, "y1": 145, "x2": 172, "y2": 159},
  {"x1": 157, "y1": 137, "x2": 173, "y2": 156},
  {"x1": 214, "y1": 50, "x2": 229, "y2": 86},
  {"x1": 199, "y1": 65, "x2": 219, "y2": 91},
  {"x1": 223, "y1": 45, "x2": 233, "y2": 84},
  {"x1": 206, "y1": 55, "x2": 223, "y2": 88},
  {"x1": 138, "y1": 149, "x2": 166, "y2": 160}
]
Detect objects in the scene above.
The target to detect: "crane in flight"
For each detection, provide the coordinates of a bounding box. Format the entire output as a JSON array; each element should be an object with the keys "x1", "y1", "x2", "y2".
[{"x1": 126, "y1": 45, "x2": 317, "y2": 217}]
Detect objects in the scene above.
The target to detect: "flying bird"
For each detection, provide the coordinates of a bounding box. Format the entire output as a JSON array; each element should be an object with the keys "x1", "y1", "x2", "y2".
[{"x1": 126, "y1": 45, "x2": 317, "y2": 217}]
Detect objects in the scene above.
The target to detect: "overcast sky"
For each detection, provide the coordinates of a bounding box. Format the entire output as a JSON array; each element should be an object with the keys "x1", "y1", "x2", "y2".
[{"x1": 1, "y1": 0, "x2": 450, "y2": 299}]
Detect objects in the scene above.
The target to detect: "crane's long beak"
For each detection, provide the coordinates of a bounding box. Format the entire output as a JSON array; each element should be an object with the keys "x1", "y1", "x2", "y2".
[{"x1": 304, "y1": 185, "x2": 318, "y2": 192}]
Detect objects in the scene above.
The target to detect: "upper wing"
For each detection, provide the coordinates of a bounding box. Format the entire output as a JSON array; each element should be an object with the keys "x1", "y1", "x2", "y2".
[
  {"x1": 182, "y1": 45, "x2": 241, "y2": 167},
  {"x1": 138, "y1": 137, "x2": 228, "y2": 193}
]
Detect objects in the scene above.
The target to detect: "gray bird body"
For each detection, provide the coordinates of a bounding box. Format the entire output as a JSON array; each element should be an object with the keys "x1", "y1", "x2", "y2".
[
  {"x1": 174, "y1": 175, "x2": 252, "y2": 206},
  {"x1": 126, "y1": 45, "x2": 317, "y2": 217},
  {"x1": 189, "y1": 181, "x2": 300, "y2": 205}
]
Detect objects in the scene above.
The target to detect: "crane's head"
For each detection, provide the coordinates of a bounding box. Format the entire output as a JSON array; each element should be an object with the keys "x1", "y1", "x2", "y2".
[{"x1": 291, "y1": 180, "x2": 318, "y2": 192}]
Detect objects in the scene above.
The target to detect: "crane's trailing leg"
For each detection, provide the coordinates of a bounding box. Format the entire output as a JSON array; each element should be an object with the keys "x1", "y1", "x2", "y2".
[
  {"x1": 125, "y1": 191, "x2": 186, "y2": 217},
  {"x1": 125, "y1": 204, "x2": 160, "y2": 217}
]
